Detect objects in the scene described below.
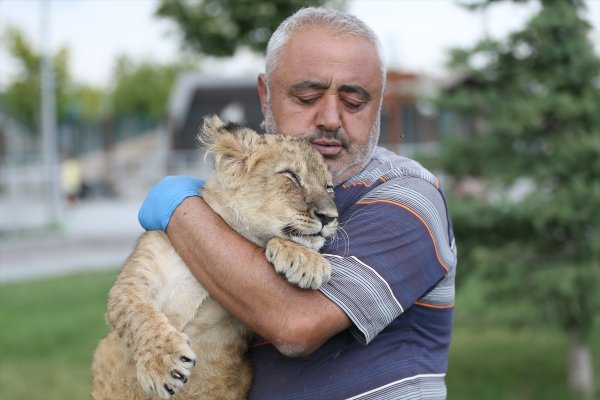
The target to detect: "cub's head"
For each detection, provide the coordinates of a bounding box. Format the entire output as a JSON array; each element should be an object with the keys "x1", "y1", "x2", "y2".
[{"x1": 199, "y1": 115, "x2": 338, "y2": 251}]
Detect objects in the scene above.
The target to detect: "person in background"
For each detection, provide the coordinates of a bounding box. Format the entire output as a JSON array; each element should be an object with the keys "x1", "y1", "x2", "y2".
[
  {"x1": 61, "y1": 153, "x2": 82, "y2": 206},
  {"x1": 138, "y1": 7, "x2": 457, "y2": 400}
]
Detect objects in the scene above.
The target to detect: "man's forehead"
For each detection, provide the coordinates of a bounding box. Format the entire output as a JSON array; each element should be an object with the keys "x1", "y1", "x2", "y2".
[{"x1": 275, "y1": 28, "x2": 382, "y2": 87}]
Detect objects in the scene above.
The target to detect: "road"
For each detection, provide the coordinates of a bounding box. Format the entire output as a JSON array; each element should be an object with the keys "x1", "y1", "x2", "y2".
[{"x1": 0, "y1": 199, "x2": 144, "y2": 282}]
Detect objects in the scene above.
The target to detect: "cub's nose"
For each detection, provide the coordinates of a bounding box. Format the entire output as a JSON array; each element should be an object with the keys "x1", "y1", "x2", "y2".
[{"x1": 315, "y1": 211, "x2": 337, "y2": 226}]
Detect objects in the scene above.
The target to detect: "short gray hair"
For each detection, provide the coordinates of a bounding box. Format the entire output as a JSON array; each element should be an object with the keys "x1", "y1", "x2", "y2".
[{"x1": 265, "y1": 7, "x2": 386, "y2": 88}]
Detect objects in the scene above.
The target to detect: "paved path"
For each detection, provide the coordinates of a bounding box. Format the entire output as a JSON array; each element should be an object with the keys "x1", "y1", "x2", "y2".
[{"x1": 0, "y1": 199, "x2": 144, "y2": 282}]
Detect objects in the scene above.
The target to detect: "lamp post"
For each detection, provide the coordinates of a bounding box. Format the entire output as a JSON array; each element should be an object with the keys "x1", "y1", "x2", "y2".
[{"x1": 40, "y1": 0, "x2": 62, "y2": 226}]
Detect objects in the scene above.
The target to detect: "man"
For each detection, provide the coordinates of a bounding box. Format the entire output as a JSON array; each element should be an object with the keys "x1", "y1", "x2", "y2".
[{"x1": 139, "y1": 7, "x2": 456, "y2": 400}]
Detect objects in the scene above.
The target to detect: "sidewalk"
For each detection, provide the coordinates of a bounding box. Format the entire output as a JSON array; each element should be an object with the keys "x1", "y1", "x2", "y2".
[{"x1": 0, "y1": 199, "x2": 145, "y2": 282}]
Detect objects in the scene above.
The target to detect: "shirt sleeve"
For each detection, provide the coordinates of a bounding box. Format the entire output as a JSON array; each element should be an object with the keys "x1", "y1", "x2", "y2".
[{"x1": 319, "y1": 177, "x2": 456, "y2": 344}]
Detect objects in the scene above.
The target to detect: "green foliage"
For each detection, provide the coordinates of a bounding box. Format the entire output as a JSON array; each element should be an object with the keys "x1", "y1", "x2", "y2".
[
  {"x1": 439, "y1": 0, "x2": 600, "y2": 340},
  {"x1": 0, "y1": 26, "x2": 106, "y2": 131},
  {"x1": 461, "y1": 0, "x2": 586, "y2": 10},
  {"x1": 156, "y1": 0, "x2": 346, "y2": 57},
  {"x1": 0, "y1": 26, "x2": 70, "y2": 130},
  {"x1": 0, "y1": 25, "x2": 195, "y2": 150},
  {"x1": 110, "y1": 55, "x2": 196, "y2": 122},
  {"x1": 65, "y1": 84, "x2": 105, "y2": 122}
]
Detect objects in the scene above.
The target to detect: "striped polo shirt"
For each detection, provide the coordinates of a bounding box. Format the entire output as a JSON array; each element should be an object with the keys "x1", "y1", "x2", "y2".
[{"x1": 248, "y1": 146, "x2": 457, "y2": 400}]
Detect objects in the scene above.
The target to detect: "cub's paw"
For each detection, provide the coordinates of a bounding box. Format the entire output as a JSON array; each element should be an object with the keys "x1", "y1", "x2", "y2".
[
  {"x1": 266, "y1": 237, "x2": 331, "y2": 289},
  {"x1": 135, "y1": 329, "x2": 196, "y2": 399}
]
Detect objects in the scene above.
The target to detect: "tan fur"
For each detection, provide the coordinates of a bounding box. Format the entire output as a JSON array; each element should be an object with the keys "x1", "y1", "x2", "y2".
[{"x1": 91, "y1": 116, "x2": 338, "y2": 400}]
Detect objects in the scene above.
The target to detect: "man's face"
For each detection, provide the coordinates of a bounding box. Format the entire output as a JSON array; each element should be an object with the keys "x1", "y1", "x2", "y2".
[{"x1": 259, "y1": 27, "x2": 384, "y2": 185}]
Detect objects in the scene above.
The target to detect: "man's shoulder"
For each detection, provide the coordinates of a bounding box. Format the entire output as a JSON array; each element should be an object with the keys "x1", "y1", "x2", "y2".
[
  {"x1": 341, "y1": 146, "x2": 440, "y2": 191},
  {"x1": 334, "y1": 147, "x2": 445, "y2": 215}
]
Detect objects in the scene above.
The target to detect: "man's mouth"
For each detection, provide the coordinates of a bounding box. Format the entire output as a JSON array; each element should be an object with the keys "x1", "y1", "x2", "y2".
[{"x1": 310, "y1": 139, "x2": 342, "y2": 156}]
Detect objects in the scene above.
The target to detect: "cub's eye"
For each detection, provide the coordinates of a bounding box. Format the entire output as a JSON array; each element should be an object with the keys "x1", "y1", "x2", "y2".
[
  {"x1": 327, "y1": 185, "x2": 334, "y2": 194},
  {"x1": 280, "y1": 169, "x2": 302, "y2": 187}
]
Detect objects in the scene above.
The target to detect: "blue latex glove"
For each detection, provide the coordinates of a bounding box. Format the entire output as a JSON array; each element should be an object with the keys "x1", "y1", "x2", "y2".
[{"x1": 138, "y1": 176, "x2": 206, "y2": 231}]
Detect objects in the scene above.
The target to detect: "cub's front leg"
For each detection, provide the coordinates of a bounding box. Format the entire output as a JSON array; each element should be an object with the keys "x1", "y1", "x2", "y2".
[
  {"x1": 106, "y1": 231, "x2": 197, "y2": 400},
  {"x1": 265, "y1": 237, "x2": 331, "y2": 289}
]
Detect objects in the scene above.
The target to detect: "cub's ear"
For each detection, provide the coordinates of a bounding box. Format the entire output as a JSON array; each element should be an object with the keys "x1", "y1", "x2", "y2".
[
  {"x1": 197, "y1": 115, "x2": 225, "y2": 147},
  {"x1": 204, "y1": 114, "x2": 226, "y2": 131},
  {"x1": 197, "y1": 114, "x2": 264, "y2": 172}
]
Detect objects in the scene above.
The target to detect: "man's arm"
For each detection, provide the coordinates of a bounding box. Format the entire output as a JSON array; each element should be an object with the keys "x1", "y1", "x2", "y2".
[{"x1": 166, "y1": 196, "x2": 351, "y2": 357}]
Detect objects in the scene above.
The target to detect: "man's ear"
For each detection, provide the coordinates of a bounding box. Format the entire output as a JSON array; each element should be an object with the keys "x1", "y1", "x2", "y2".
[{"x1": 257, "y1": 73, "x2": 268, "y2": 115}]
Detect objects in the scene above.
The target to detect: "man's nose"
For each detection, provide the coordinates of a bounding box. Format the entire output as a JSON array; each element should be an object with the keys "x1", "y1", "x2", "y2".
[{"x1": 316, "y1": 94, "x2": 342, "y2": 132}]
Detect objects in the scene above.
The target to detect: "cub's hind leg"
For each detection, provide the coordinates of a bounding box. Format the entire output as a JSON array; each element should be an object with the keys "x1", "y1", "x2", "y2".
[
  {"x1": 91, "y1": 332, "x2": 151, "y2": 400},
  {"x1": 177, "y1": 297, "x2": 253, "y2": 400}
]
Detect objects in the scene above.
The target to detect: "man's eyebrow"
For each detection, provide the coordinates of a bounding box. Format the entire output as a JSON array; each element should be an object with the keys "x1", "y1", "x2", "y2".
[
  {"x1": 339, "y1": 84, "x2": 371, "y2": 101},
  {"x1": 289, "y1": 81, "x2": 372, "y2": 101},
  {"x1": 290, "y1": 81, "x2": 330, "y2": 91}
]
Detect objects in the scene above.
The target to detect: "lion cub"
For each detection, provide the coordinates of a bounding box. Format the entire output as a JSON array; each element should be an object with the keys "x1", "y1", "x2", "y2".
[{"x1": 91, "y1": 116, "x2": 338, "y2": 400}]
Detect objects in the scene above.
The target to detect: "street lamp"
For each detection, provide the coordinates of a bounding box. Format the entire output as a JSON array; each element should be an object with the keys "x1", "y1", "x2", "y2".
[{"x1": 40, "y1": 0, "x2": 62, "y2": 226}]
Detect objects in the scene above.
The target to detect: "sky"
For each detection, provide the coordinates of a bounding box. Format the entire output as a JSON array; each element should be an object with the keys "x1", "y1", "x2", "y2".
[{"x1": 0, "y1": 0, "x2": 599, "y2": 89}]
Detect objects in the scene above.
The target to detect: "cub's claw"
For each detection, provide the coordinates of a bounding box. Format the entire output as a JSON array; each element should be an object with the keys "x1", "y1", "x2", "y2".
[
  {"x1": 180, "y1": 355, "x2": 195, "y2": 366},
  {"x1": 164, "y1": 384, "x2": 175, "y2": 396},
  {"x1": 136, "y1": 329, "x2": 196, "y2": 399},
  {"x1": 171, "y1": 369, "x2": 188, "y2": 383}
]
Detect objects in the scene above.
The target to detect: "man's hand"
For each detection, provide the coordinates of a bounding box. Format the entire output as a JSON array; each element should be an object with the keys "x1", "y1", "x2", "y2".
[{"x1": 138, "y1": 176, "x2": 205, "y2": 231}]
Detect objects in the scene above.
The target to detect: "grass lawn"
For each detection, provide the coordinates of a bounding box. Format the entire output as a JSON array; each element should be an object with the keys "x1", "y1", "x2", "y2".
[
  {"x1": 448, "y1": 324, "x2": 599, "y2": 400},
  {"x1": 0, "y1": 270, "x2": 117, "y2": 400},
  {"x1": 0, "y1": 270, "x2": 598, "y2": 399}
]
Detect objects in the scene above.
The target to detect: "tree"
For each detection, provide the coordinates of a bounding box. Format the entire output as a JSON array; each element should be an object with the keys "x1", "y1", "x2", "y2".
[
  {"x1": 155, "y1": 0, "x2": 346, "y2": 57},
  {"x1": 0, "y1": 26, "x2": 105, "y2": 131},
  {"x1": 109, "y1": 56, "x2": 194, "y2": 123},
  {"x1": 0, "y1": 26, "x2": 70, "y2": 131},
  {"x1": 438, "y1": 1, "x2": 600, "y2": 398}
]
